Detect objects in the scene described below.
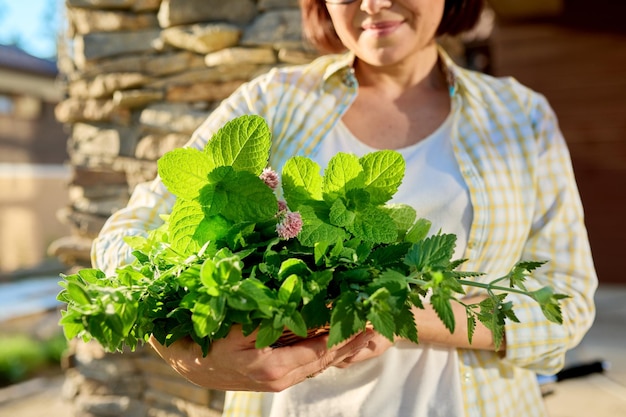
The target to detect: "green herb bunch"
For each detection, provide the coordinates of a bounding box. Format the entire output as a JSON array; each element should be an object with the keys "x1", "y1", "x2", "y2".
[{"x1": 58, "y1": 115, "x2": 567, "y2": 356}]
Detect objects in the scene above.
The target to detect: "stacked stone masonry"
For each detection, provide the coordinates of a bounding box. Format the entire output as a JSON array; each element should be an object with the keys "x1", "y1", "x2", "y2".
[{"x1": 54, "y1": 0, "x2": 315, "y2": 416}]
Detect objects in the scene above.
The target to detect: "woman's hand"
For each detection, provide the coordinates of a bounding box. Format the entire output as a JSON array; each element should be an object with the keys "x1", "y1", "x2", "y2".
[
  {"x1": 333, "y1": 328, "x2": 394, "y2": 368},
  {"x1": 148, "y1": 325, "x2": 374, "y2": 392}
]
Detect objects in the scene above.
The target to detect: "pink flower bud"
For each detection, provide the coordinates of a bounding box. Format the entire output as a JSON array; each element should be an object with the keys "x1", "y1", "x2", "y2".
[
  {"x1": 277, "y1": 200, "x2": 288, "y2": 213},
  {"x1": 260, "y1": 167, "x2": 279, "y2": 190},
  {"x1": 276, "y1": 211, "x2": 303, "y2": 240}
]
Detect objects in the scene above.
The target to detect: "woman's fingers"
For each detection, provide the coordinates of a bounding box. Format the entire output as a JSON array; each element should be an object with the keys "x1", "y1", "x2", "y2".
[{"x1": 147, "y1": 328, "x2": 376, "y2": 392}]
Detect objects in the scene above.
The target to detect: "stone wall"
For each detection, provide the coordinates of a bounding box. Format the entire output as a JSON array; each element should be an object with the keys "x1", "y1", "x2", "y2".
[
  {"x1": 50, "y1": 0, "x2": 316, "y2": 270},
  {"x1": 54, "y1": 1, "x2": 317, "y2": 416}
]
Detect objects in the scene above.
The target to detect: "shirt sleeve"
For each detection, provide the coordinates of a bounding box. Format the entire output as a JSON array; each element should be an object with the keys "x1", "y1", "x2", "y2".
[
  {"x1": 502, "y1": 93, "x2": 598, "y2": 375},
  {"x1": 91, "y1": 79, "x2": 269, "y2": 275}
]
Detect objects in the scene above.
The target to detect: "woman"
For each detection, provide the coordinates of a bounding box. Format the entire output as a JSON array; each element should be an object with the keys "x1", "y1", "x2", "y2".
[{"x1": 92, "y1": 0, "x2": 597, "y2": 416}]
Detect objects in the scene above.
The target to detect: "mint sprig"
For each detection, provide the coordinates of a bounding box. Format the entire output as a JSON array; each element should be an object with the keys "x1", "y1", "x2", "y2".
[{"x1": 58, "y1": 115, "x2": 568, "y2": 355}]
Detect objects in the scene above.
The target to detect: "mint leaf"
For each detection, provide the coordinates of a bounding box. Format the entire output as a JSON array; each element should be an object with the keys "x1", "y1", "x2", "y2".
[
  {"x1": 198, "y1": 167, "x2": 278, "y2": 223},
  {"x1": 404, "y1": 218, "x2": 432, "y2": 243},
  {"x1": 158, "y1": 148, "x2": 214, "y2": 200},
  {"x1": 347, "y1": 206, "x2": 398, "y2": 244},
  {"x1": 297, "y1": 205, "x2": 347, "y2": 247},
  {"x1": 383, "y1": 203, "x2": 417, "y2": 237},
  {"x1": 359, "y1": 150, "x2": 405, "y2": 204},
  {"x1": 323, "y1": 153, "x2": 365, "y2": 202},
  {"x1": 169, "y1": 199, "x2": 228, "y2": 256},
  {"x1": 329, "y1": 199, "x2": 355, "y2": 227},
  {"x1": 205, "y1": 114, "x2": 271, "y2": 174},
  {"x1": 282, "y1": 156, "x2": 323, "y2": 209},
  {"x1": 191, "y1": 293, "x2": 226, "y2": 338}
]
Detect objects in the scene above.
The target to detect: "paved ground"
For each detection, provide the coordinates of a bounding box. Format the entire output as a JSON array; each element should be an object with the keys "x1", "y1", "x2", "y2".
[{"x1": 1, "y1": 284, "x2": 625, "y2": 417}]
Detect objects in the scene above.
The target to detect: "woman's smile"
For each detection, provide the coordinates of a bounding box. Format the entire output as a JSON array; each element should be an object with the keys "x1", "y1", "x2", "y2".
[{"x1": 360, "y1": 19, "x2": 404, "y2": 37}]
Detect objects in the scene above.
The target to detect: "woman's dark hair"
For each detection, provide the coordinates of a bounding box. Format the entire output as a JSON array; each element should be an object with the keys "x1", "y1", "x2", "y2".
[{"x1": 300, "y1": 0, "x2": 485, "y2": 54}]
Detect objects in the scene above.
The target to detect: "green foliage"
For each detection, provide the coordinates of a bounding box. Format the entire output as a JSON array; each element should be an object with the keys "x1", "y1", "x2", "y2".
[
  {"x1": 58, "y1": 115, "x2": 567, "y2": 356},
  {"x1": 0, "y1": 333, "x2": 67, "y2": 386}
]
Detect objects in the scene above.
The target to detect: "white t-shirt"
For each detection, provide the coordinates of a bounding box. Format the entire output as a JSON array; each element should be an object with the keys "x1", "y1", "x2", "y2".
[{"x1": 263, "y1": 113, "x2": 473, "y2": 417}]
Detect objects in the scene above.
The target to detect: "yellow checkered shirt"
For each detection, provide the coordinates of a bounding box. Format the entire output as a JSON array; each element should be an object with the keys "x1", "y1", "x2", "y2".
[{"x1": 92, "y1": 50, "x2": 597, "y2": 417}]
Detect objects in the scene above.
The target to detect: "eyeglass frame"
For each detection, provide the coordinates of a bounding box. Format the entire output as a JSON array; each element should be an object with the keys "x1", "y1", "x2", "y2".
[{"x1": 325, "y1": 0, "x2": 359, "y2": 4}]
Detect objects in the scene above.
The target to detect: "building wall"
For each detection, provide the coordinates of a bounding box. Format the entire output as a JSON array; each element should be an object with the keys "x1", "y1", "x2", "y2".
[
  {"x1": 0, "y1": 164, "x2": 71, "y2": 275},
  {"x1": 490, "y1": 20, "x2": 626, "y2": 284},
  {"x1": 0, "y1": 65, "x2": 69, "y2": 277}
]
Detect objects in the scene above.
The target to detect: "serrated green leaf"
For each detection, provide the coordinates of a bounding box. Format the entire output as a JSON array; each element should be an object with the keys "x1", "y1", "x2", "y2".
[
  {"x1": 281, "y1": 311, "x2": 308, "y2": 338},
  {"x1": 169, "y1": 199, "x2": 229, "y2": 256},
  {"x1": 383, "y1": 203, "x2": 417, "y2": 238},
  {"x1": 158, "y1": 148, "x2": 214, "y2": 200},
  {"x1": 202, "y1": 169, "x2": 277, "y2": 223},
  {"x1": 297, "y1": 205, "x2": 347, "y2": 247},
  {"x1": 404, "y1": 233, "x2": 456, "y2": 271},
  {"x1": 205, "y1": 114, "x2": 271, "y2": 174},
  {"x1": 328, "y1": 292, "x2": 366, "y2": 346},
  {"x1": 347, "y1": 206, "x2": 397, "y2": 244},
  {"x1": 329, "y1": 198, "x2": 355, "y2": 227},
  {"x1": 282, "y1": 156, "x2": 323, "y2": 209},
  {"x1": 431, "y1": 292, "x2": 455, "y2": 333},
  {"x1": 404, "y1": 218, "x2": 432, "y2": 243},
  {"x1": 395, "y1": 305, "x2": 418, "y2": 343},
  {"x1": 366, "y1": 288, "x2": 396, "y2": 342},
  {"x1": 323, "y1": 153, "x2": 365, "y2": 202},
  {"x1": 359, "y1": 150, "x2": 405, "y2": 204},
  {"x1": 466, "y1": 311, "x2": 476, "y2": 345}
]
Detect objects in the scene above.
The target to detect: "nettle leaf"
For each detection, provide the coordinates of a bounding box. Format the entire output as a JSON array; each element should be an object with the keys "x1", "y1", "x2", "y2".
[
  {"x1": 359, "y1": 150, "x2": 405, "y2": 205},
  {"x1": 347, "y1": 206, "x2": 397, "y2": 244},
  {"x1": 328, "y1": 292, "x2": 366, "y2": 346},
  {"x1": 323, "y1": 153, "x2": 365, "y2": 202},
  {"x1": 431, "y1": 291, "x2": 455, "y2": 333},
  {"x1": 158, "y1": 148, "x2": 214, "y2": 200},
  {"x1": 404, "y1": 233, "x2": 457, "y2": 271},
  {"x1": 205, "y1": 114, "x2": 271, "y2": 174},
  {"x1": 282, "y1": 156, "x2": 323, "y2": 210},
  {"x1": 508, "y1": 261, "x2": 547, "y2": 290},
  {"x1": 200, "y1": 169, "x2": 278, "y2": 223},
  {"x1": 366, "y1": 287, "x2": 397, "y2": 341},
  {"x1": 169, "y1": 199, "x2": 229, "y2": 256}
]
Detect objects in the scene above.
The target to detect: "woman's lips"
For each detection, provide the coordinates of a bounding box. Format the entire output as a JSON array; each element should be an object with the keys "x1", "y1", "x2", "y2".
[{"x1": 361, "y1": 21, "x2": 402, "y2": 37}]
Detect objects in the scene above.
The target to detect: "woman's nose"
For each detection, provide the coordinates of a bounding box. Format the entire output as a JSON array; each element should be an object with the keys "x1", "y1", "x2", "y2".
[{"x1": 360, "y1": 0, "x2": 392, "y2": 14}]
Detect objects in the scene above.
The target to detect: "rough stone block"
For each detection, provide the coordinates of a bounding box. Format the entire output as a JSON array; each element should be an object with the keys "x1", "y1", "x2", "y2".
[
  {"x1": 157, "y1": 0, "x2": 257, "y2": 27},
  {"x1": 241, "y1": 9, "x2": 304, "y2": 49},
  {"x1": 161, "y1": 23, "x2": 241, "y2": 55}
]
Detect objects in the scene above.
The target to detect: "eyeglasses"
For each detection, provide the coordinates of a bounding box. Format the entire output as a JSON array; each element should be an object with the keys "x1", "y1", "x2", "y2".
[{"x1": 325, "y1": 0, "x2": 359, "y2": 4}]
